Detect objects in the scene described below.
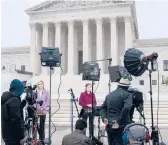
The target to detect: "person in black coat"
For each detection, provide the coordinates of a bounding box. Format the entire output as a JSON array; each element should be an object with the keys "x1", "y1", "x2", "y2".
[
  {"x1": 100, "y1": 77, "x2": 133, "y2": 145},
  {"x1": 1, "y1": 79, "x2": 27, "y2": 145}
]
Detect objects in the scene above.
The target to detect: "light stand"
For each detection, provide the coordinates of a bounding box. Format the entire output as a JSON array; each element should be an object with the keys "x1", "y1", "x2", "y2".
[
  {"x1": 108, "y1": 58, "x2": 112, "y2": 93},
  {"x1": 48, "y1": 66, "x2": 53, "y2": 145},
  {"x1": 123, "y1": 48, "x2": 165, "y2": 145},
  {"x1": 149, "y1": 62, "x2": 159, "y2": 145},
  {"x1": 82, "y1": 59, "x2": 112, "y2": 145},
  {"x1": 90, "y1": 81, "x2": 95, "y2": 140},
  {"x1": 40, "y1": 47, "x2": 62, "y2": 145}
]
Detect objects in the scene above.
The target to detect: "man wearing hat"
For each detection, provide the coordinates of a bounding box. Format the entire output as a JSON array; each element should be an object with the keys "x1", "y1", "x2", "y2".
[
  {"x1": 100, "y1": 77, "x2": 133, "y2": 145},
  {"x1": 1, "y1": 79, "x2": 27, "y2": 145},
  {"x1": 62, "y1": 119, "x2": 91, "y2": 145}
]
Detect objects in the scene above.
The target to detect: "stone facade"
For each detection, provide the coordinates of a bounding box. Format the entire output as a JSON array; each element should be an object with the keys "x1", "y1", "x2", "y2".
[
  {"x1": 25, "y1": 1, "x2": 138, "y2": 76},
  {"x1": 1, "y1": 1, "x2": 168, "y2": 98}
]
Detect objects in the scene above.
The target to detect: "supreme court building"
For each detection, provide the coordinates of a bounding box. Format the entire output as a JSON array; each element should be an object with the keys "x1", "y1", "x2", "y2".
[
  {"x1": 2, "y1": 1, "x2": 168, "y2": 128},
  {"x1": 26, "y1": 1, "x2": 138, "y2": 76}
]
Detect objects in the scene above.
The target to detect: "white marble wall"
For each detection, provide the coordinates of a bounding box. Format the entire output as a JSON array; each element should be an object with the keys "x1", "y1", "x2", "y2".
[{"x1": 1, "y1": 53, "x2": 30, "y2": 72}]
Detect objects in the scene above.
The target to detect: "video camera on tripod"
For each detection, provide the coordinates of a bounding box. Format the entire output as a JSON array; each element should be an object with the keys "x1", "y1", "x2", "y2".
[{"x1": 128, "y1": 87, "x2": 145, "y2": 124}]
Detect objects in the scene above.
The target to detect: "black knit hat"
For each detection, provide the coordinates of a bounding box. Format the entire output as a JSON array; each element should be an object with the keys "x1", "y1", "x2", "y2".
[{"x1": 75, "y1": 119, "x2": 87, "y2": 130}]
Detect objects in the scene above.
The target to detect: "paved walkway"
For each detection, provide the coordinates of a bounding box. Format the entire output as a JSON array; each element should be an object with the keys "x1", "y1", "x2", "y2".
[{"x1": 1, "y1": 126, "x2": 168, "y2": 144}]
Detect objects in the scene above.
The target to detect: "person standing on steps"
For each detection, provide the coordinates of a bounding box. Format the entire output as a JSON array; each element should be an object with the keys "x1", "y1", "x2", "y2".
[
  {"x1": 36, "y1": 80, "x2": 49, "y2": 144},
  {"x1": 79, "y1": 83, "x2": 97, "y2": 137}
]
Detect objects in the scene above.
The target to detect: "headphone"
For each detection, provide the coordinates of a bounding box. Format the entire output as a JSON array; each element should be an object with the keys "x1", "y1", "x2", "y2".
[{"x1": 122, "y1": 123, "x2": 150, "y2": 145}]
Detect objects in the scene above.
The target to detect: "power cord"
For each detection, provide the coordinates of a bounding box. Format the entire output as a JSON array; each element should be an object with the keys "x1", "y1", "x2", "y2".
[{"x1": 50, "y1": 66, "x2": 63, "y2": 137}]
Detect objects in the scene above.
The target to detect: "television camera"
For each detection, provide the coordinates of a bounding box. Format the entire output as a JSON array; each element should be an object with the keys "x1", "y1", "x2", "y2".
[
  {"x1": 128, "y1": 88, "x2": 145, "y2": 124},
  {"x1": 24, "y1": 84, "x2": 37, "y2": 105},
  {"x1": 22, "y1": 83, "x2": 44, "y2": 118},
  {"x1": 22, "y1": 83, "x2": 45, "y2": 145}
]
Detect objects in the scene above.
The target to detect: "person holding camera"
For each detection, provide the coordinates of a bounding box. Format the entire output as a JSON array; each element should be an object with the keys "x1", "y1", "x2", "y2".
[
  {"x1": 100, "y1": 77, "x2": 133, "y2": 145},
  {"x1": 1, "y1": 79, "x2": 27, "y2": 145},
  {"x1": 35, "y1": 80, "x2": 49, "y2": 144},
  {"x1": 79, "y1": 83, "x2": 97, "y2": 137}
]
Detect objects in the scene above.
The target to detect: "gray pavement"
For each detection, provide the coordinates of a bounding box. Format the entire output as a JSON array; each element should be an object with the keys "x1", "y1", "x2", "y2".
[{"x1": 1, "y1": 126, "x2": 168, "y2": 145}]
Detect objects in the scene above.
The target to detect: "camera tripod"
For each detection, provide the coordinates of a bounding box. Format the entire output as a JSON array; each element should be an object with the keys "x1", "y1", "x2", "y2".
[
  {"x1": 24, "y1": 103, "x2": 40, "y2": 145},
  {"x1": 24, "y1": 104, "x2": 34, "y2": 145},
  {"x1": 68, "y1": 88, "x2": 80, "y2": 132}
]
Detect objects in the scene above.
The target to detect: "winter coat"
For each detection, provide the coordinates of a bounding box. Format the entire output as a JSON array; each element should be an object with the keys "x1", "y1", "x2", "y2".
[{"x1": 1, "y1": 91, "x2": 25, "y2": 142}]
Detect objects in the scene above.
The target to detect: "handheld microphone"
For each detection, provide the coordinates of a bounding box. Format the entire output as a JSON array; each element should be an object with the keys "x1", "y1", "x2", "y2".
[{"x1": 38, "y1": 100, "x2": 43, "y2": 106}]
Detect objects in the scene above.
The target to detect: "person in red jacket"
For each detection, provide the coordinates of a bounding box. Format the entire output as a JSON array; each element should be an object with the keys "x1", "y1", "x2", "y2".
[{"x1": 79, "y1": 83, "x2": 97, "y2": 137}]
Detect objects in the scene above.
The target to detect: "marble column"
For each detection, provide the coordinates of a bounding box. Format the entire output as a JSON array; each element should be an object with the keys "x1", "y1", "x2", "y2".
[
  {"x1": 67, "y1": 20, "x2": 75, "y2": 74},
  {"x1": 83, "y1": 19, "x2": 90, "y2": 63},
  {"x1": 96, "y1": 18, "x2": 104, "y2": 73},
  {"x1": 36, "y1": 25, "x2": 42, "y2": 74},
  {"x1": 125, "y1": 17, "x2": 133, "y2": 49},
  {"x1": 30, "y1": 23, "x2": 36, "y2": 76},
  {"x1": 110, "y1": 17, "x2": 119, "y2": 66},
  {"x1": 54, "y1": 21, "x2": 62, "y2": 75},
  {"x1": 41, "y1": 22, "x2": 49, "y2": 75}
]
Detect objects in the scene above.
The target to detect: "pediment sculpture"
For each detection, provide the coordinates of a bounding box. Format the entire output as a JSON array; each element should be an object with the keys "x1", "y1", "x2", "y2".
[{"x1": 34, "y1": 1, "x2": 114, "y2": 12}]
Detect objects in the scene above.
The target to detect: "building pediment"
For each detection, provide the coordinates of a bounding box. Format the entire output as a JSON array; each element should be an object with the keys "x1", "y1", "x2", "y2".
[{"x1": 25, "y1": 0, "x2": 129, "y2": 14}]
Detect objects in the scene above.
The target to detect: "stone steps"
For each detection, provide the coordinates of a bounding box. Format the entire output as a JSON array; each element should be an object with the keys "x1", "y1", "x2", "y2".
[
  {"x1": 28, "y1": 75, "x2": 168, "y2": 127},
  {"x1": 47, "y1": 113, "x2": 168, "y2": 118},
  {"x1": 44, "y1": 99, "x2": 168, "y2": 127}
]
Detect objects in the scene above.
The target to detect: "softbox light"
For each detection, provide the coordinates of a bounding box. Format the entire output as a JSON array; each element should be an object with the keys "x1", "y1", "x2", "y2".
[
  {"x1": 124, "y1": 48, "x2": 149, "y2": 77},
  {"x1": 108, "y1": 65, "x2": 132, "y2": 82},
  {"x1": 82, "y1": 62, "x2": 100, "y2": 81}
]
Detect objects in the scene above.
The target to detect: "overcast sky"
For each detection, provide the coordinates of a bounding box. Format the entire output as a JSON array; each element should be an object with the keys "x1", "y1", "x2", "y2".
[{"x1": 1, "y1": 0, "x2": 168, "y2": 47}]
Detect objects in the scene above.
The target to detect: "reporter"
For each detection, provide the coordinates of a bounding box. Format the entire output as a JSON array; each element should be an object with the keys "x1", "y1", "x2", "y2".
[
  {"x1": 36, "y1": 80, "x2": 49, "y2": 143},
  {"x1": 79, "y1": 83, "x2": 97, "y2": 137},
  {"x1": 1, "y1": 79, "x2": 26, "y2": 145}
]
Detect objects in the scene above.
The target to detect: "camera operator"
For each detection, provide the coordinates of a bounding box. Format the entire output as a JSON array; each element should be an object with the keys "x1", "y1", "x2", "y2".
[
  {"x1": 62, "y1": 119, "x2": 91, "y2": 145},
  {"x1": 79, "y1": 83, "x2": 97, "y2": 137},
  {"x1": 100, "y1": 77, "x2": 132, "y2": 145},
  {"x1": 35, "y1": 80, "x2": 49, "y2": 144},
  {"x1": 1, "y1": 79, "x2": 27, "y2": 145},
  {"x1": 128, "y1": 88, "x2": 144, "y2": 123}
]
